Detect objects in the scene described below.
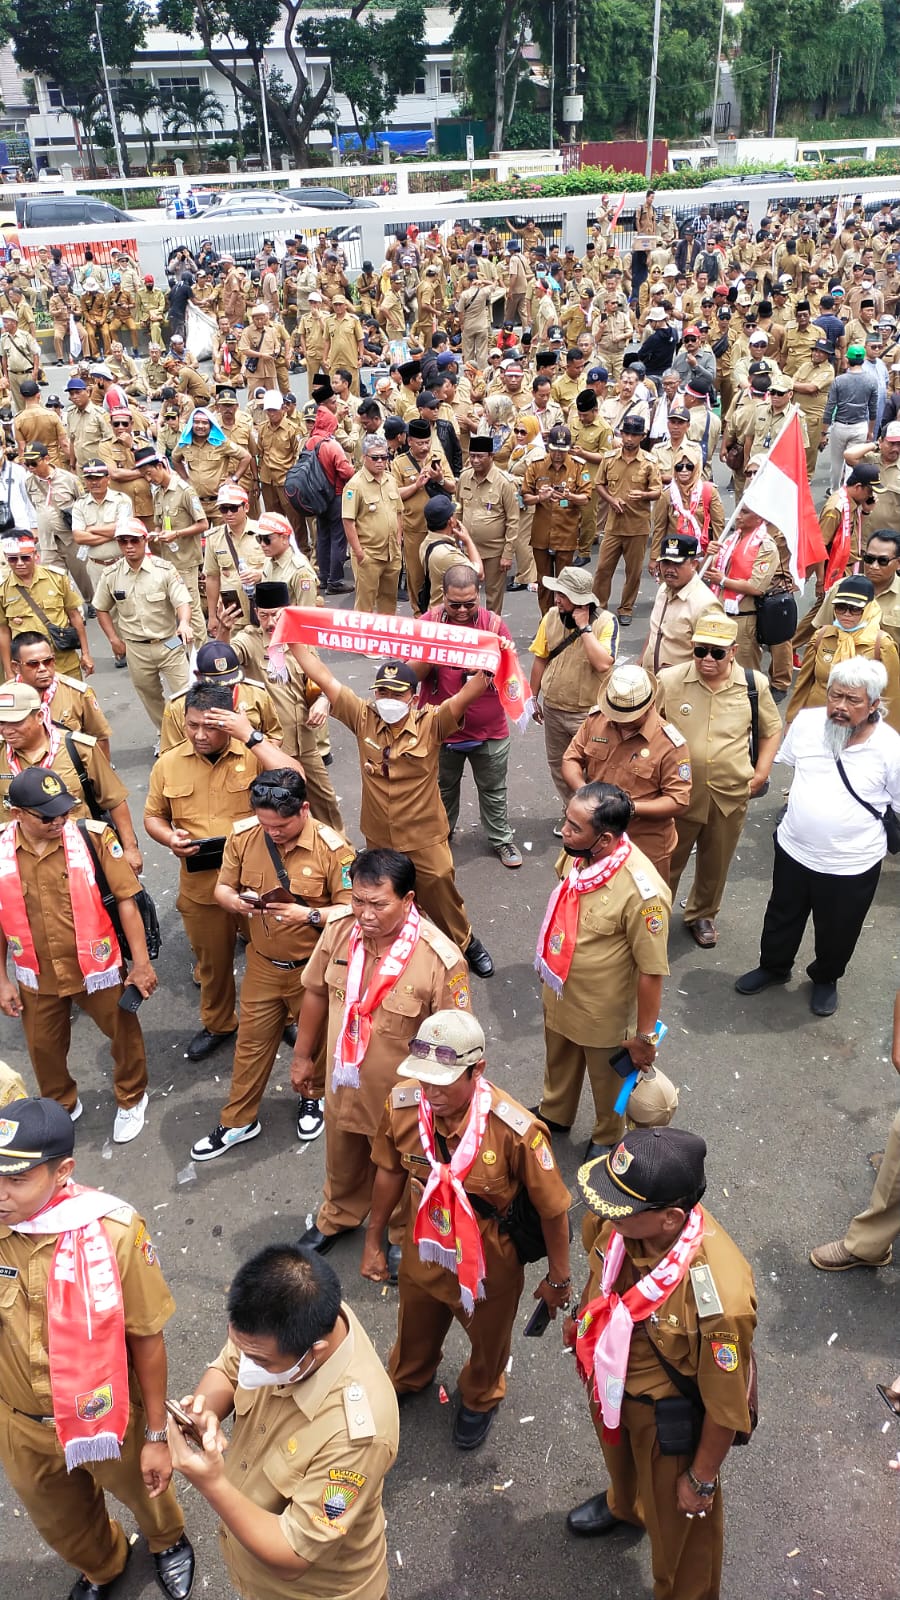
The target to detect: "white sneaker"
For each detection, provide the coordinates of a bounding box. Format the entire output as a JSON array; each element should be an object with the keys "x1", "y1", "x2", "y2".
[
  {"x1": 70, "y1": 1098, "x2": 83, "y2": 1123},
  {"x1": 113, "y1": 1092, "x2": 148, "y2": 1144},
  {"x1": 296, "y1": 1098, "x2": 325, "y2": 1141}
]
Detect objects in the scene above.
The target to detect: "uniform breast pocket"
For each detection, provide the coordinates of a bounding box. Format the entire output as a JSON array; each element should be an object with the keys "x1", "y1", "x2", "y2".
[
  {"x1": 0, "y1": 1272, "x2": 21, "y2": 1323},
  {"x1": 224, "y1": 764, "x2": 250, "y2": 796},
  {"x1": 141, "y1": 583, "x2": 171, "y2": 608},
  {"x1": 241, "y1": 869, "x2": 264, "y2": 893},
  {"x1": 579, "y1": 904, "x2": 620, "y2": 938},
  {"x1": 378, "y1": 989, "x2": 423, "y2": 1037},
  {"x1": 292, "y1": 870, "x2": 325, "y2": 900}
]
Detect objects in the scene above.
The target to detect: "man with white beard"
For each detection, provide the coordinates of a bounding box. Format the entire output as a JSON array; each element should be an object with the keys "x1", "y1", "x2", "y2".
[{"x1": 736, "y1": 658, "x2": 900, "y2": 1017}]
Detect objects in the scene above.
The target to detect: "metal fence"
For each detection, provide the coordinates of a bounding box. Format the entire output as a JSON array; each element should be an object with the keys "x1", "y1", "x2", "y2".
[{"x1": 162, "y1": 223, "x2": 365, "y2": 276}]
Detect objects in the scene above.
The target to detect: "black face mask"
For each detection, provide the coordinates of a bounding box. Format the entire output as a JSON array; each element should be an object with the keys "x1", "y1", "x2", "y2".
[
  {"x1": 560, "y1": 609, "x2": 577, "y2": 629},
  {"x1": 562, "y1": 832, "x2": 603, "y2": 858}
]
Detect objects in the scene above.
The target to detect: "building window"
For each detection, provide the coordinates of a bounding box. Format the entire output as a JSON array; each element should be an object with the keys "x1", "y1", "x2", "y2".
[
  {"x1": 438, "y1": 69, "x2": 461, "y2": 95},
  {"x1": 47, "y1": 82, "x2": 66, "y2": 109},
  {"x1": 156, "y1": 75, "x2": 201, "y2": 105},
  {"x1": 413, "y1": 76, "x2": 426, "y2": 95}
]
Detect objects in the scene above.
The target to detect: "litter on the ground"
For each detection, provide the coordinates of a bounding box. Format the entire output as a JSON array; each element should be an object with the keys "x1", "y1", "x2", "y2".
[{"x1": 827, "y1": 1332, "x2": 838, "y2": 1347}]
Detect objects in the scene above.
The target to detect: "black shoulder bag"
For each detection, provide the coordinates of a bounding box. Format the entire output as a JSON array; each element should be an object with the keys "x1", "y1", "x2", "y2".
[
  {"x1": 642, "y1": 1325, "x2": 759, "y2": 1450},
  {"x1": 75, "y1": 820, "x2": 162, "y2": 962},
  {"x1": 743, "y1": 667, "x2": 770, "y2": 798},
  {"x1": 835, "y1": 754, "x2": 900, "y2": 854},
  {"x1": 14, "y1": 581, "x2": 80, "y2": 654}
]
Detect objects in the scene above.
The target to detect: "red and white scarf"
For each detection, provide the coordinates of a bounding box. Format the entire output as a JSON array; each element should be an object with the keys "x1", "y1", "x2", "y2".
[
  {"x1": 14, "y1": 671, "x2": 59, "y2": 727},
  {"x1": 575, "y1": 1205, "x2": 705, "y2": 1442},
  {"x1": 332, "y1": 905, "x2": 421, "y2": 1088},
  {"x1": 823, "y1": 488, "x2": 861, "y2": 589},
  {"x1": 0, "y1": 819, "x2": 121, "y2": 993},
  {"x1": 712, "y1": 523, "x2": 765, "y2": 614},
  {"x1": 668, "y1": 477, "x2": 713, "y2": 551},
  {"x1": 5, "y1": 722, "x2": 61, "y2": 773},
  {"x1": 535, "y1": 837, "x2": 632, "y2": 994},
  {"x1": 12, "y1": 1181, "x2": 131, "y2": 1469},
  {"x1": 413, "y1": 1079, "x2": 492, "y2": 1315}
]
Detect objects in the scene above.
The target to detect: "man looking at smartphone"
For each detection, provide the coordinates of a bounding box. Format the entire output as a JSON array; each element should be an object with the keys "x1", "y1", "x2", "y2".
[
  {"x1": 0, "y1": 1097, "x2": 196, "y2": 1600},
  {"x1": 144, "y1": 684, "x2": 303, "y2": 1063},
  {"x1": 189, "y1": 769, "x2": 354, "y2": 1161},
  {"x1": 0, "y1": 769, "x2": 156, "y2": 1141}
]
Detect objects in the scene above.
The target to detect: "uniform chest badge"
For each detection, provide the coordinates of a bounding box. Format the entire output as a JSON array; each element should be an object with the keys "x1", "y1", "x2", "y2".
[{"x1": 711, "y1": 1340, "x2": 739, "y2": 1372}]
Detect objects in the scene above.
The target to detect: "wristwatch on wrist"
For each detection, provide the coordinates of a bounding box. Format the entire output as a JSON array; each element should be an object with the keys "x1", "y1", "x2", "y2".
[
  {"x1": 634, "y1": 1030, "x2": 657, "y2": 1046},
  {"x1": 144, "y1": 1425, "x2": 169, "y2": 1444},
  {"x1": 687, "y1": 1467, "x2": 718, "y2": 1498},
  {"x1": 245, "y1": 729, "x2": 264, "y2": 749},
  {"x1": 307, "y1": 908, "x2": 323, "y2": 928},
  {"x1": 579, "y1": 625, "x2": 591, "y2": 635}
]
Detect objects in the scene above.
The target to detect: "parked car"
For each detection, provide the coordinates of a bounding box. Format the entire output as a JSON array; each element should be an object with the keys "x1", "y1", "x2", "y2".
[
  {"x1": 282, "y1": 186, "x2": 379, "y2": 209},
  {"x1": 701, "y1": 171, "x2": 797, "y2": 187},
  {"x1": 17, "y1": 195, "x2": 134, "y2": 229},
  {"x1": 202, "y1": 191, "x2": 310, "y2": 219}
]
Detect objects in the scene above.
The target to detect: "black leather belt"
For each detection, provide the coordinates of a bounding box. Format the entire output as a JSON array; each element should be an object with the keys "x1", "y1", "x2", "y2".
[{"x1": 265, "y1": 956, "x2": 308, "y2": 970}]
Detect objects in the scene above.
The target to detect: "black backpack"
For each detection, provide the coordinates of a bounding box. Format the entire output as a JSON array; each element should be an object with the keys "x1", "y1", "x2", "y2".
[{"x1": 285, "y1": 442, "x2": 336, "y2": 515}]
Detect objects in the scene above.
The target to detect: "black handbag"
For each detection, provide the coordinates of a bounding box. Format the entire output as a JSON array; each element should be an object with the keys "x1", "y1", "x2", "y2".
[
  {"x1": 435, "y1": 1130, "x2": 571, "y2": 1265},
  {"x1": 755, "y1": 587, "x2": 798, "y2": 646},
  {"x1": 835, "y1": 755, "x2": 900, "y2": 854}
]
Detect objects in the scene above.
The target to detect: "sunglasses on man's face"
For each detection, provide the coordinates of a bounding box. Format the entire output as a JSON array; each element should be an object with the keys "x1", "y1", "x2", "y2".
[
  {"x1": 112, "y1": 421, "x2": 131, "y2": 429},
  {"x1": 863, "y1": 552, "x2": 896, "y2": 566},
  {"x1": 693, "y1": 645, "x2": 727, "y2": 660},
  {"x1": 256, "y1": 535, "x2": 273, "y2": 546}
]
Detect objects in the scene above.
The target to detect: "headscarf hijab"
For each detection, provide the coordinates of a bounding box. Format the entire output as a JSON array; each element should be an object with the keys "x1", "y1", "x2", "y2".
[
  {"x1": 178, "y1": 407, "x2": 227, "y2": 449},
  {"x1": 830, "y1": 598, "x2": 883, "y2": 664}
]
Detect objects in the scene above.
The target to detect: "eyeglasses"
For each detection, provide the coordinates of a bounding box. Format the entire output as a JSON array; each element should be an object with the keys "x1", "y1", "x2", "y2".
[
  {"x1": 367, "y1": 455, "x2": 388, "y2": 462},
  {"x1": 7, "y1": 553, "x2": 33, "y2": 562},
  {"x1": 116, "y1": 536, "x2": 143, "y2": 546},
  {"x1": 834, "y1": 602, "x2": 866, "y2": 614},
  {"x1": 220, "y1": 505, "x2": 243, "y2": 514},
  {"x1": 693, "y1": 645, "x2": 727, "y2": 660},
  {"x1": 673, "y1": 463, "x2": 694, "y2": 473},
  {"x1": 444, "y1": 597, "x2": 478, "y2": 610},
  {"x1": 863, "y1": 552, "x2": 896, "y2": 566},
  {"x1": 22, "y1": 808, "x2": 63, "y2": 824},
  {"x1": 111, "y1": 421, "x2": 131, "y2": 429},
  {"x1": 513, "y1": 427, "x2": 529, "y2": 435},
  {"x1": 407, "y1": 1037, "x2": 468, "y2": 1066},
  {"x1": 256, "y1": 535, "x2": 273, "y2": 545}
]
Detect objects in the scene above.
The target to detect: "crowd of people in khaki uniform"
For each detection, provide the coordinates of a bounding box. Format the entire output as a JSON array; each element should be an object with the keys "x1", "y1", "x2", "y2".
[{"x1": 0, "y1": 186, "x2": 899, "y2": 1600}]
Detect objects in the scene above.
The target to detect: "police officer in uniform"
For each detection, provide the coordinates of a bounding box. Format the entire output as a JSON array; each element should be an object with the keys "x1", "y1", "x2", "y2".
[
  {"x1": 92, "y1": 519, "x2": 193, "y2": 734},
  {"x1": 167, "y1": 1244, "x2": 396, "y2": 1600},
  {"x1": 9, "y1": 630, "x2": 112, "y2": 757},
  {"x1": 292, "y1": 849, "x2": 473, "y2": 1264},
  {"x1": 564, "y1": 1129, "x2": 757, "y2": 1600},
  {"x1": 534, "y1": 782, "x2": 671, "y2": 1159},
  {"x1": 189, "y1": 768, "x2": 354, "y2": 1160},
  {"x1": 366, "y1": 1009, "x2": 573, "y2": 1450},
  {"x1": 0, "y1": 1097, "x2": 196, "y2": 1600},
  {"x1": 657, "y1": 610, "x2": 782, "y2": 949},
  {"x1": 160, "y1": 640, "x2": 282, "y2": 756},
  {"x1": 287, "y1": 648, "x2": 494, "y2": 975},
  {"x1": 145, "y1": 683, "x2": 303, "y2": 1061},
  {"x1": 561, "y1": 665, "x2": 691, "y2": 880}
]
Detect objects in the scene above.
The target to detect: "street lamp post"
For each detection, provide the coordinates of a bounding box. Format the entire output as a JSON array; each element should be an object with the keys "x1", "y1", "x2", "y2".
[{"x1": 95, "y1": 5, "x2": 126, "y2": 177}]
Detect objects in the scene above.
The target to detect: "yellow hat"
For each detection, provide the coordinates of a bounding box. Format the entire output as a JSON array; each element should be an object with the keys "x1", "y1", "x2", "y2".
[{"x1": 692, "y1": 608, "x2": 737, "y2": 647}]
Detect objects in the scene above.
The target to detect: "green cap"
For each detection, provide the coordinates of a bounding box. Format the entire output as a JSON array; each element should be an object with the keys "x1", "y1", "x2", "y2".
[{"x1": 847, "y1": 344, "x2": 867, "y2": 360}]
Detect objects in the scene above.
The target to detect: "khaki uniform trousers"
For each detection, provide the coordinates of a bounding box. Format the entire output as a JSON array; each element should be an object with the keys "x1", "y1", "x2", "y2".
[
  {"x1": 461, "y1": 324, "x2": 490, "y2": 368},
  {"x1": 792, "y1": 595, "x2": 820, "y2": 656},
  {"x1": 670, "y1": 798, "x2": 748, "y2": 925},
  {"x1": 389, "y1": 1251, "x2": 526, "y2": 1411},
  {"x1": 221, "y1": 946, "x2": 311, "y2": 1126},
  {"x1": 578, "y1": 490, "x2": 600, "y2": 559},
  {"x1": 125, "y1": 637, "x2": 192, "y2": 731},
  {"x1": 316, "y1": 1123, "x2": 404, "y2": 1243},
  {"x1": 541, "y1": 1026, "x2": 625, "y2": 1146},
  {"x1": 805, "y1": 416, "x2": 824, "y2": 479},
  {"x1": 299, "y1": 727, "x2": 344, "y2": 831},
  {"x1": 510, "y1": 503, "x2": 538, "y2": 585},
  {"x1": 534, "y1": 547, "x2": 576, "y2": 613},
  {"x1": 352, "y1": 552, "x2": 401, "y2": 615},
  {"x1": 480, "y1": 551, "x2": 508, "y2": 617},
  {"x1": 405, "y1": 840, "x2": 471, "y2": 951},
  {"x1": 37, "y1": 521, "x2": 94, "y2": 603},
  {"x1": 19, "y1": 984, "x2": 147, "y2": 1113},
  {"x1": 261, "y1": 481, "x2": 307, "y2": 548},
  {"x1": 597, "y1": 1396, "x2": 725, "y2": 1600},
  {"x1": 593, "y1": 529, "x2": 648, "y2": 618},
  {"x1": 177, "y1": 884, "x2": 240, "y2": 1037},
  {"x1": 598, "y1": 347, "x2": 627, "y2": 381},
  {"x1": 0, "y1": 1403, "x2": 185, "y2": 1588},
  {"x1": 162, "y1": 561, "x2": 206, "y2": 646},
  {"x1": 542, "y1": 704, "x2": 586, "y2": 808},
  {"x1": 844, "y1": 1105, "x2": 900, "y2": 1261}
]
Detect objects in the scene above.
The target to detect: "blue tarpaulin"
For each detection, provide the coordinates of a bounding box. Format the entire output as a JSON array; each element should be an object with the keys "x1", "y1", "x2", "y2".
[{"x1": 336, "y1": 129, "x2": 432, "y2": 155}]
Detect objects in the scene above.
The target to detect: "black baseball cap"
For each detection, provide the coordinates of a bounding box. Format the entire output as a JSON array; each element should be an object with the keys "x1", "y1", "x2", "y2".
[
  {"x1": 423, "y1": 495, "x2": 454, "y2": 530},
  {"x1": 578, "y1": 1128, "x2": 708, "y2": 1219},
  {"x1": 0, "y1": 1096, "x2": 75, "y2": 1174},
  {"x1": 659, "y1": 534, "x2": 698, "y2": 562},
  {"x1": 372, "y1": 659, "x2": 418, "y2": 694},
  {"x1": 195, "y1": 641, "x2": 242, "y2": 683},
  {"x1": 8, "y1": 766, "x2": 77, "y2": 817}
]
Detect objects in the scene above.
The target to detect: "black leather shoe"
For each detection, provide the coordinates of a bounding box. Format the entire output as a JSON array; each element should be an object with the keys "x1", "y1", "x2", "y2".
[
  {"x1": 452, "y1": 1402, "x2": 497, "y2": 1450},
  {"x1": 185, "y1": 1027, "x2": 237, "y2": 1061},
  {"x1": 153, "y1": 1534, "x2": 195, "y2": 1600},
  {"x1": 69, "y1": 1548, "x2": 130, "y2": 1600},
  {"x1": 584, "y1": 1142, "x2": 611, "y2": 1164},
  {"x1": 465, "y1": 936, "x2": 494, "y2": 978},
  {"x1": 298, "y1": 1223, "x2": 346, "y2": 1254},
  {"x1": 566, "y1": 1491, "x2": 628, "y2": 1537},
  {"x1": 326, "y1": 580, "x2": 353, "y2": 594},
  {"x1": 528, "y1": 1105, "x2": 571, "y2": 1136},
  {"x1": 734, "y1": 966, "x2": 790, "y2": 996},
  {"x1": 282, "y1": 1022, "x2": 298, "y2": 1047},
  {"x1": 387, "y1": 1243, "x2": 402, "y2": 1282},
  {"x1": 811, "y1": 980, "x2": 838, "y2": 1017}
]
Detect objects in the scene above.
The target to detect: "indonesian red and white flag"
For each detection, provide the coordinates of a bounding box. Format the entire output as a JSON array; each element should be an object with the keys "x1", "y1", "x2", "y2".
[
  {"x1": 610, "y1": 192, "x2": 627, "y2": 230},
  {"x1": 741, "y1": 409, "x2": 827, "y2": 586}
]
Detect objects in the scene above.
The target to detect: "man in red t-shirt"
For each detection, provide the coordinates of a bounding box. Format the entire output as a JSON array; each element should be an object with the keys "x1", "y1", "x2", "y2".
[{"x1": 415, "y1": 562, "x2": 522, "y2": 868}]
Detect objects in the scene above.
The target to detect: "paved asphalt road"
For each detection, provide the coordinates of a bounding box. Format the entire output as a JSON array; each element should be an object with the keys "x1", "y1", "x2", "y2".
[{"x1": 2, "y1": 364, "x2": 899, "y2": 1600}]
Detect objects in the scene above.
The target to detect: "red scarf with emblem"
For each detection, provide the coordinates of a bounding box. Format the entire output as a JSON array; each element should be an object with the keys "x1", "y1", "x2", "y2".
[
  {"x1": 0, "y1": 819, "x2": 121, "y2": 992},
  {"x1": 413, "y1": 1079, "x2": 492, "y2": 1315},
  {"x1": 332, "y1": 905, "x2": 421, "y2": 1088},
  {"x1": 535, "y1": 837, "x2": 632, "y2": 993}
]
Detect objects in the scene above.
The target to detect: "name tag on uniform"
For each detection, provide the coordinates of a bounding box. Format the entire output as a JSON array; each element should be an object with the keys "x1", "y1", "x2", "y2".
[
  {"x1": 559, "y1": 499, "x2": 569, "y2": 508},
  {"x1": 0, "y1": 1265, "x2": 18, "y2": 1279},
  {"x1": 113, "y1": 590, "x2": 126, "y2": 600}
]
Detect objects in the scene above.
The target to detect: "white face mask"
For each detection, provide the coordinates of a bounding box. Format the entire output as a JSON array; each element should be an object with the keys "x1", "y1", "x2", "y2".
[
  {"x1": 375, "y1": 697, "x2": 409, "y2": 725},
  {"x1": 237, "y1": 1350, "x2": 313, "y2": 1390}
]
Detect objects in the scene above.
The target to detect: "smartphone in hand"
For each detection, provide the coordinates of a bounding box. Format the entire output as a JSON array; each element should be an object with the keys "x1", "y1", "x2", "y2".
[{"x1": 164, "y1": 1398, "x2": 205, "y2": 1445}]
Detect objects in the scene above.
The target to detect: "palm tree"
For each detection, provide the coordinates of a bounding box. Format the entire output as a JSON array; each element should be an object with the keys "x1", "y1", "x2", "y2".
[
  {"x1": 118, "y1": 78, "x2": 162, "y2": 169},
  {"x1": 68, "y1": 91, "x2": 108, "y2": 177},
  {"x1": 163, "y1": 86, "x2": 225, "y2": 165}
]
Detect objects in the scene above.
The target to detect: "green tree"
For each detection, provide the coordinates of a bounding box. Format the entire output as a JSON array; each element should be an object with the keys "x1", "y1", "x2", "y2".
[
  {"x1": 7, "y1": 0, "x2": 149, "y2": 172},
  {"x1": 162, "y1": 85, "x2": 226, "y2": 164},
  {"x1": 298, "y1": 0, "x2": 427, "y2": 154},
  {"x1": 117, "y1": 77, "x2": 161, "y2": 168},
  {"x1": 450, "y1": 0, "x2": 530, "y2": 151}
]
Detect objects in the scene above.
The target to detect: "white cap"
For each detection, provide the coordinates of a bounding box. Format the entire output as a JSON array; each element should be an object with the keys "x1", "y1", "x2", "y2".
[{"x1": 262, "y1": 389, "x2": 284, "y2": 410}]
